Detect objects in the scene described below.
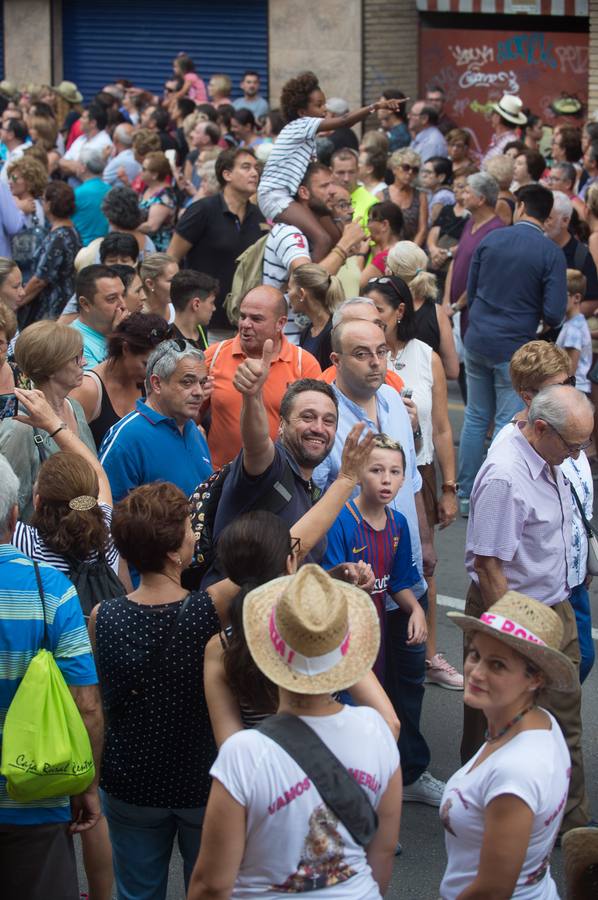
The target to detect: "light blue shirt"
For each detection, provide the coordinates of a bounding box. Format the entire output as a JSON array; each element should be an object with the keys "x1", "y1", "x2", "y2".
[
  {"x1": 232, "y1": 95, "x2": 269, "y2": 120},
  {"x1": 70, "y1": 318, "x2": 107, "y2": 369},
  {"x1": 103, "y1": 148, "x2": 142, "y2": 187},
  {"x1": 410, "y1": 126, "x2": 448, "y2": 163},
  {"x1": 313, "y1": 382, "x2": 426, "y2": 601}
]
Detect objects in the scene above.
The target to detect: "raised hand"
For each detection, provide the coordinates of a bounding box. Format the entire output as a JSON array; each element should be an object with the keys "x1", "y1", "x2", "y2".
[
  {"x1": 233, "y1": 338, "x2": 274, "y2": 397},
  {"x1": 13, "y1": 388, "x2": 63, "y2": 433},
  {"x1": 339, "y1": 423, "x2": 375, "y2": 484}
]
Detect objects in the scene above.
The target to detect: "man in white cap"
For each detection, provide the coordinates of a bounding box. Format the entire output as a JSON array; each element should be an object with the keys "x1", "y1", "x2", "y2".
[{"x1": 482, "y1": 93, "x2": 527, "y2": 165}]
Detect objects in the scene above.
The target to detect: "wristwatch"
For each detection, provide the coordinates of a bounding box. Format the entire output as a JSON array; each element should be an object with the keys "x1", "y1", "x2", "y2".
[{"x1": 442, "y1": 480, "x2": 458, "y2": 494}]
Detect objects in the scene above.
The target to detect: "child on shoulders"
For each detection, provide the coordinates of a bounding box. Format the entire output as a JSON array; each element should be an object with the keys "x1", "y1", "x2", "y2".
[{"x1": 557, "y1": 268, "x2": 592, "y2": 394}]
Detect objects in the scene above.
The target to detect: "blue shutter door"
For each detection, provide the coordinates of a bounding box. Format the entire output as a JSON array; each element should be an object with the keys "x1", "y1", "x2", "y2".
[
  {"x1": 0, "y1": 5, "x2": 4, "y2": 80},
  {"x1": 62, "y1": 0, "x2": 268, "y2": 103}
]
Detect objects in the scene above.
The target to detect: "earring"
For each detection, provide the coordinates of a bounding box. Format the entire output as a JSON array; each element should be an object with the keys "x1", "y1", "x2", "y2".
[
  {"x1": 175, "y1": 556, "x2": 182, "y2": 567},
  {"x1": 397, "y1": 317, "x2": 402, "y2": 324}
]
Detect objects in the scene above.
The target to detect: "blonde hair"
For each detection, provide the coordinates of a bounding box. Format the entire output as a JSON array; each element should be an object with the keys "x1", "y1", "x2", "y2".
[
  {"x1": 566, "y1": 268, "x2": 587, "y2": 298},
  {"x1": 0, "y1": 258, "x2": 18, "y2": 286},
  {"x1": 139, "y1": 253, "x2": 178, "y2": 284},
  {"x1": 14, "y1": 320, "x2": 83, "y2": 384},
  {"x1": 484, "y1": 155, "x2": 514, "y2": 190},
  {"x1": 7, "y1": 155, "x2": 48, "y2": 197},
  {"x1": 183, "y1": 111, "x2": 209, "y2": 140},
  {"x1": 509, "y1": 340, "x2": 571, "y2": 394},
  {"x1": 0, "y1": 299, "x2": 17, "y2": 341},
  {"x1": 360, "y1": 130, "x2": 389, "y2": 155},
  {"x1": 210, "y1": 74, "x2": 232, "y2": 98},
  {"x1": 291, "y1": 263, "x2": 345, "y2": 315},
  {"x1": 386, "y1": 241, "x2": 437, "y2": 301},
  {"x1": 389, "y1": 147, "x2": 421, "y2": 170},
  {"x1": 370, "y1": 432, "x2": 406, "y2": 469},
  {"x1": 29, "y1": 115, "x2": 58, "y2": 151},
  {"x1": 132, "y1": 128, "x2": 161, "y2": 158},
  {"x1": 586, "y1": 182, "x2": 598, "y2": 219}
]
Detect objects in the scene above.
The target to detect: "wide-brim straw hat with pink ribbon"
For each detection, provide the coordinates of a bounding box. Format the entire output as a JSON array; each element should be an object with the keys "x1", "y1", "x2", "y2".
[
  {"x1": 447, "y1": 591, "x2": 577, "y2": 692},
  {"x1": 243, "y1": 564, "x2": 380, "y2": 695}
]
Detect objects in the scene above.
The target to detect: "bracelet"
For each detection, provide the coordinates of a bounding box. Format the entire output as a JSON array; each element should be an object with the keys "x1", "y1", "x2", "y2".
[
  {"x1": 48, "y1": 423, "x2": 67, "y2": 439},
  {"x1": 413, "y1": 426, "x2": 422, "y2": 440},
  {"x1": 332, "y1": 245, "x2": 348, "y2": 261},
  {"x1": 442, "y1": 481, "x2": 458, "y2": 494}
]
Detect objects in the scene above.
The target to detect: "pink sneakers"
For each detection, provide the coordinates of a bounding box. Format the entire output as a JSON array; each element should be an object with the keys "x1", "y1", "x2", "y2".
[{"x1": 425, "y1": 652, "x2": 464, "y2": 690}]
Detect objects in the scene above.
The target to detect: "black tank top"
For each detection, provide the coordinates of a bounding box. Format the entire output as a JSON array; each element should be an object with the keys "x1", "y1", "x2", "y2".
[
  {"x1": 88, "y1": 372, "x2": 121, "y2": 450},
  {"x1": 414, "y1": 301, "x2": 441, "y2": 354}
]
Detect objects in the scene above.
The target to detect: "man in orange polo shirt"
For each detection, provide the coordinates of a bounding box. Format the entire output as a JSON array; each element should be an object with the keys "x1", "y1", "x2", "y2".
[{"x1": 203, "y1": 285, "x2": 321, "y2": 467}]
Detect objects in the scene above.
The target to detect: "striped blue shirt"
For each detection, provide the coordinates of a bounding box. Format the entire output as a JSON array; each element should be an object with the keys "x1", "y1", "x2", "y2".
[
  {"x1": 258, "y1": 117, "x2": 321, "y2": 199},
  {"x1": 0, "y1": 545, "x2": 97, "y2": 824}
]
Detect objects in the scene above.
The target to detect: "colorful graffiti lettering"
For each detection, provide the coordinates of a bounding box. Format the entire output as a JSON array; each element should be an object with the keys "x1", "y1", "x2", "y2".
[
  {"x1": 459, "y1": 69, "x2": 520, "y2": 93},
  {"x1": 496, "y1": 33, "x2": 558, "y2": 69}
]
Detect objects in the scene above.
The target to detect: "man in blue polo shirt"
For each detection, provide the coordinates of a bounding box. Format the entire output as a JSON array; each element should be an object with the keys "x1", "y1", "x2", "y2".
[
  {"x1": 0, "y1": 455, "x2": 102, "y2": 898},
  {"x1": 99, "y1": 340, "x2": 212, "y2": 501}
]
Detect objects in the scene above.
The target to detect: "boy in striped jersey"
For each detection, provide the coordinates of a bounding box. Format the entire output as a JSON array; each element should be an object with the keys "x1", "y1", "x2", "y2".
[
  {"x1": 258, "y1": 71, "x2": 405, "y2": 263},
  {"x1": 323, "y1": 433, "x2": 426, "y2": 681}
]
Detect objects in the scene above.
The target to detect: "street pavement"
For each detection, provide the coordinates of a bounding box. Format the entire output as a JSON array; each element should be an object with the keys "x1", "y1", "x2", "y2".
[{"x1": 77, "y1": 381, "x2": 598, "y2": 898}]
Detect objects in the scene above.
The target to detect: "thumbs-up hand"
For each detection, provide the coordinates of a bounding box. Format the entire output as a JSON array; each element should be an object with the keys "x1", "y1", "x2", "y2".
[{"x1": 233, "y1": 339, "x2": 274, "y2": 397}]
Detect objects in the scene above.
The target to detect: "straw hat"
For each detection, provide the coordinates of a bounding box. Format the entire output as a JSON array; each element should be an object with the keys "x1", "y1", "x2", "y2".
[
  {"x1": 492, "y1": 94, "x2": 527, "y2": 126},
  {"x1": 52, "y1": 81, "x2": 83, "y2": 104},
  {"x1": 243, "y1": 564, "x2": 380, "y2": 694},
  {"x1": 0, "y1": 80, "x2": 18, "y2": 100},
  {"x1": 447, "y1": 591, "x2": 577, "y2": 692},
  {"x1": 562, "y1": 827, "x2": 598, "y2": 898}
]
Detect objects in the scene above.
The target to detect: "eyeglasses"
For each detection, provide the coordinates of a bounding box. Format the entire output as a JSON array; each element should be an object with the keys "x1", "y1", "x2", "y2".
[
  {"x1": 73, "y1": 354, "x2": 85, "y2": 367},
  {"x1": 368, "y1": 276, "x2": 409, "y2": 307},
  {"x1": 400, "y1": 164, "x2": 419, "y2": 174},
  {"x1": 290, "y1": 536, "x2": 301, "y2": 555},
  {"x1": 340, "y1": 347, "x2": 389, "y2": 363},
  {"x1": 8, "y1": 173, "x2": 22, "y2": 182},
  {"x1": 547, "y1": 421, "x2": 592, "y2": 454},
  {"x1": 528, "y1": 375, "x2": 576, "y2": 395}
]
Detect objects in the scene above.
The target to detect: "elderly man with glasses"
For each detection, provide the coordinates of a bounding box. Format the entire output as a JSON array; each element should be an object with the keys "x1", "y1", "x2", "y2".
[
  {"x1": 99, "y1": 339, "x2": 212, "y2": 502},
  {"x1": 463, "y1": 383, "x2": 594, "y2": 836}
]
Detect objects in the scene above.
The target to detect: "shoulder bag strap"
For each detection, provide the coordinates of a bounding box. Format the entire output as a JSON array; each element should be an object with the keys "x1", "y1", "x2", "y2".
[
  {"x1": 33, "y1": 560, "x2": 49, "y2": 648},
  {"x1": 258, "y1": 713, "x2": 378, "y2": 846},
  {"x1": 570, "y1": 483, "x2": 596, "y2": 539}
]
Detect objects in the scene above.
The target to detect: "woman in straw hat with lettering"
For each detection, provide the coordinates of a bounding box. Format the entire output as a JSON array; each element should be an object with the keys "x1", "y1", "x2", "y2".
[
  {"x1": 188, "y1": 564, "x2": 402, "y2": 900},
  {"x1": 439, "y1": 591, "x2": 576, "y2": 899}
]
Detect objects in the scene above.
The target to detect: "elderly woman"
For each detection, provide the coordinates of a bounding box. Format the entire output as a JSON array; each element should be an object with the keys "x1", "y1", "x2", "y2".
[
  {"x1": 0, "y1": 320, "x2": 95, "y2": 520},
  {"x1": 71, "y1": 312, "x2": 170, "y2": 449},
  {"x1": 440, "y1": 591, "x2": 575, "y2": 898},
  {"x1": 491, "y1": 340, "x2": 594, "y2": 683},
  {"x1": 18, "y1": 181, "x2": 81, "y2": 326},
  {"x1": 363, "y1": 275, "x2": 460, "y2": 689},
  {"x1": 386, "y1": 240, "x2": 459, "y2": 380},
  {"x1": 381, "y1": 148, "x2": 428, "y2": 246},
  {"x1": 7, "y1": 155, "x2": 48, "y2": 256},
  {"x1": 89, "y1": 481, "x2": 223, "y2": 900},
  {"x1": 189, "y1": 565, "x2": 402, "y2": 900}
]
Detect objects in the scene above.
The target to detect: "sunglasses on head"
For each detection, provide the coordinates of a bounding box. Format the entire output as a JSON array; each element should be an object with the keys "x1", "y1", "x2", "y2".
[
  {"x1": 368, "y1": 275, "x2": 413, "y2": 306},
  {"x1": 400, "y1": 164, "x2": 419, "y2": 174}
]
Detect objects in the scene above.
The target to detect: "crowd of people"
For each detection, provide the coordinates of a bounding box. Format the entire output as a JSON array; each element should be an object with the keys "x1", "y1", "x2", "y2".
[{"x1": 0, "y1": 56, "x2": 597, "y2": 900}]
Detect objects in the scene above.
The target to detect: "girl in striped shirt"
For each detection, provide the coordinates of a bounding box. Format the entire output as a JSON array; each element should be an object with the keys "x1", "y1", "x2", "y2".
[{"x1": 258, "y1": 71, "x2": 405, "y2": 262}]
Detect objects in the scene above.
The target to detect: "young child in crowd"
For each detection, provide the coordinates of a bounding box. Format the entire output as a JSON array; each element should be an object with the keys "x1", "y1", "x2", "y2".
[
  {"x1": 173, "y1": 53, "x2": 207, "y2": 103},
  {"x1": 258, "y1": 71, "x2": 405, "y2": 261},
  {"x1": 322, "y1": 433, "x2": 427, "y2": 682},
  {"x1": 557, "y1": 268, "x2": 592, "y2": 394}
]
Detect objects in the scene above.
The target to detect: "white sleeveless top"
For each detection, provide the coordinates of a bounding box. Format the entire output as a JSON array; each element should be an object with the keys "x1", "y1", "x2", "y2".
[{"x1": 388, "y1": 339, "x2": 434, "y2": 465}]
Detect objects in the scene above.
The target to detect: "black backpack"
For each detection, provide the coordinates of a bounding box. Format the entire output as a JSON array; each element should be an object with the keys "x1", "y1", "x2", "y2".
[
  {"x1": 66, "y1": 554, "x2": 127, "y2": 618},
  {"x1": 184, "y1": 461, "x2": 296, "y2": 589}
]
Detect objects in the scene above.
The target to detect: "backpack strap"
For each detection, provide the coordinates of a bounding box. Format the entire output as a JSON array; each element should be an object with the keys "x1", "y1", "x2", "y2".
[
  {"x1": 258, "y1": 713, "x2": 378, "y2": 846},
  {"x1": 573, "y1": 241, "x2": 589, "y2": 272},
  {"x1": 32, "y1": 561, "x2": 48, "y2": 648},
  {"x1": 207, "y1": 340, "x2": 226, "y2": 374},
  {"x1": 297, "y1": 346, "x2": 303, "y2": 378},
  {"x1": 260, "y1": 459, "x2": 296, "y2": 516}
]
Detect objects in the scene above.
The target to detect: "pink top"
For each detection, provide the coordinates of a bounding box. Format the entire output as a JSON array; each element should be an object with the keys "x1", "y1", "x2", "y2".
[
  {"x1": 465, "y1": 424, "x2": 573, "y2": 605},
  {"x1": 184, "y1": 72, "x2": 207, "y2": 103}
]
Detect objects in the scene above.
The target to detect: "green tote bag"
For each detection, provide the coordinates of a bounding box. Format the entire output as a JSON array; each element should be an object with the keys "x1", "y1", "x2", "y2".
[{"x1": 0, "y1": 562, "x2": 95, "y2": 802}]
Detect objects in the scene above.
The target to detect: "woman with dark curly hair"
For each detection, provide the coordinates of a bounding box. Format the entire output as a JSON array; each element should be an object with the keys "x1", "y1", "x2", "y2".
[
  {"x1": 18, "y1": 181, "x2": 81, "y2": 325},
  {"x1": 258, "y1": 71, "x2": 405, "y2": 261},
  {"x1": 71, "y1": 311, "x2": 170, "y2": 449},
  {"x1": 89, "y1": 481, "x2": 224, "y2": 900}
]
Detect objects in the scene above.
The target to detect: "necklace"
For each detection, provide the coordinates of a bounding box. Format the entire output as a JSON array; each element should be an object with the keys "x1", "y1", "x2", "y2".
[
  {"x1": 390, "y1": 345, "x2": 407, "y2": 371},
  {"x1": 484, "y1": 704, "x2": 535, "y2": 743}
]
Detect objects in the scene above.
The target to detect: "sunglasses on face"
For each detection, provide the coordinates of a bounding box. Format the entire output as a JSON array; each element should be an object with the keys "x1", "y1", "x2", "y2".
[{"x1": 400, "y1": 164, "x2": 419, "y2": 174}]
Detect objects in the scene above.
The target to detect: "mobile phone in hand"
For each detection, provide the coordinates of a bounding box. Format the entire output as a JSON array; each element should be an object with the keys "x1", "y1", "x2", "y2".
[
  {"x1": 401, "y1": 388, "x2": 413, "y2": 400},
  {"x1": 0, "y1": 393, "x2": 18, "y2": 420}
]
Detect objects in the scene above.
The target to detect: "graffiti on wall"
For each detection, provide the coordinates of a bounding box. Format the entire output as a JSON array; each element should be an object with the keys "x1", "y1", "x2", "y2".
[{"x1": 420, "y1": 28, "x2": 588, "y2": 150}]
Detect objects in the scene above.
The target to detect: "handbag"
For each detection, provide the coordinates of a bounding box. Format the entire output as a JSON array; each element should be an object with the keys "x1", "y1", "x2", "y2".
[
  {"x1": 0, "y1": 562, "x2": 95, "y2": 801},
  {"x1": 11, "y1": 214, "x2": 47, "y2": 270},
  {"x1": 258, "y1": 713, "x2": 378, "y2": 846},
  {"x1": 570, "y1": 484, "x2": 598, "y2": 576}
]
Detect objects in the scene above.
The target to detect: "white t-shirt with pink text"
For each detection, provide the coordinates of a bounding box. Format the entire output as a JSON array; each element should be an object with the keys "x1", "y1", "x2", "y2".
[
  {"x1": 439, "y1": 710, "x2": 570, "y2": 899},
  {"x1": 211, "y1": 705, "x2": 400, "y2": 899}
]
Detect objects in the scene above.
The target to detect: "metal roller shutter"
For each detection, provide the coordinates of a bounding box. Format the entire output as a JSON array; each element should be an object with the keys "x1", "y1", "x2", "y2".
[{"x1": 62, "y1": 0, "x2": 268, "y2": 102}]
